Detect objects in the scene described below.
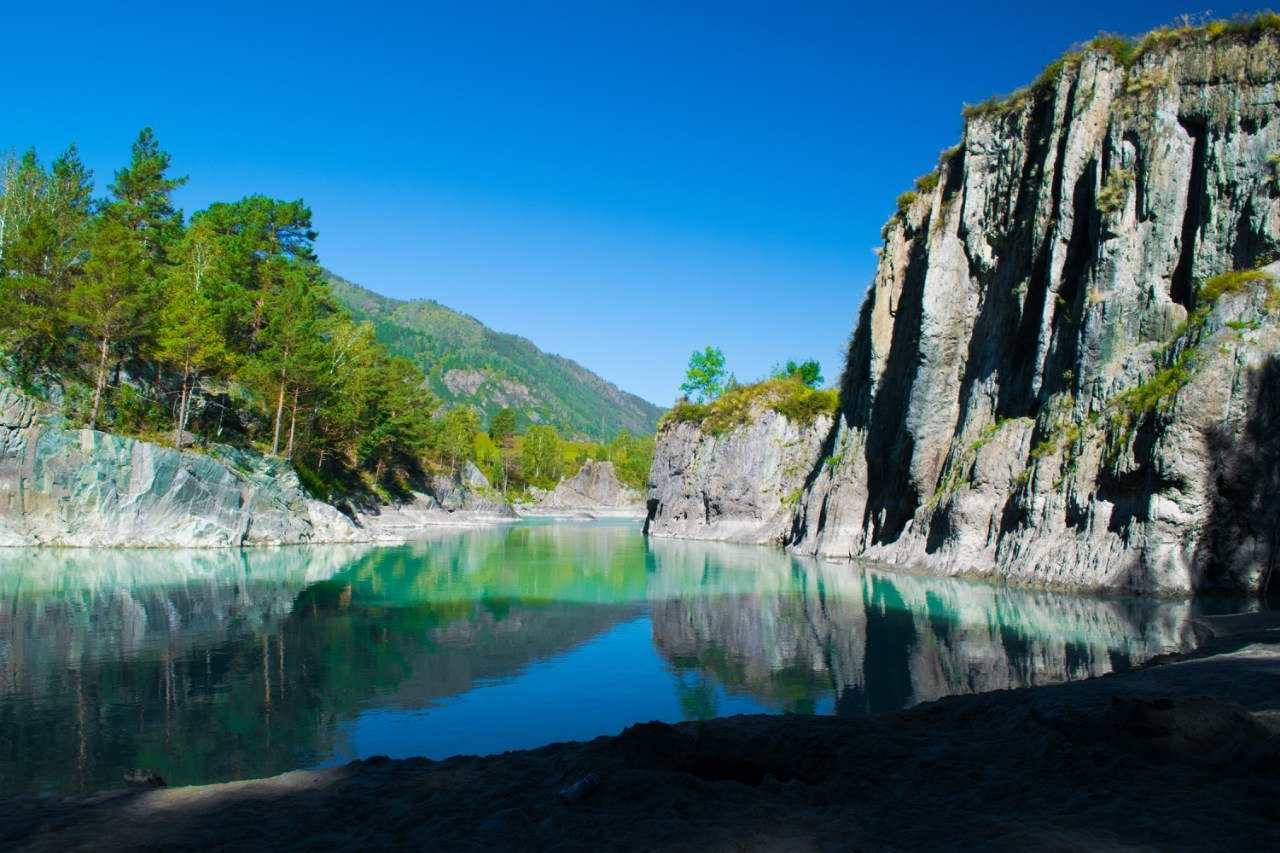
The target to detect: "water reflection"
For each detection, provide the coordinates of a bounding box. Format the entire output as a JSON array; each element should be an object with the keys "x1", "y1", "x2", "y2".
[
  {"x1": 646, "y1": 538, "x2": 1197, "y2": 716},
  {"x1": 0, "y1": 521, "x2": 1202, "y2": 796}
]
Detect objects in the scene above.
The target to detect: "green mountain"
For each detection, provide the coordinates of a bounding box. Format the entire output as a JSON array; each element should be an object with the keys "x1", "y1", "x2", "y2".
[{"x1": 325, "y1": 272, "x2": 664, "y2": 440}]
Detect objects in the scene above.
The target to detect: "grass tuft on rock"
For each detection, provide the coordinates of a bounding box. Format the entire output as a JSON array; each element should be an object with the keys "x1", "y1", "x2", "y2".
[{"x1": 1198, "y1": 269, "x2": 1276, "y2": 305}]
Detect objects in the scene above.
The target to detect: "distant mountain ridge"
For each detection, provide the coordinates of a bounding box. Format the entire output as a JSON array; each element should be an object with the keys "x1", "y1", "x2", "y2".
[{"x1": 325, "y1": 272, "x2": 664, "y2": 440}]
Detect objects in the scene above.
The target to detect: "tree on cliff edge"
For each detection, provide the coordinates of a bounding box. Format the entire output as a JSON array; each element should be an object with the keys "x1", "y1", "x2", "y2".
[{"x1": 680, "y1": 346, "x2": 726, "y2": 403}]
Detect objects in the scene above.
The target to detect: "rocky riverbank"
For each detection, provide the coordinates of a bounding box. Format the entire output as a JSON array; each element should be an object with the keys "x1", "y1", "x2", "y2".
[
  {"x1": 4, "y1": 609, "x2": 1277, "y2": 852},
  {"x1": 0, "y1": 383, "x2": 515, "y2": 548}
]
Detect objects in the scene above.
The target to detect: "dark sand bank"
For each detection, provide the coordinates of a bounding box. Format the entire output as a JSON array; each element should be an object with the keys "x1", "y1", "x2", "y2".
[{"x1": 4, "y1": 612, "x2": 1278, "y2": 852}]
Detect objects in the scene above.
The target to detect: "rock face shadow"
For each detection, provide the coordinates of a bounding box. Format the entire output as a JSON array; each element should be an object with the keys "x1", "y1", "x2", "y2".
[{"x1": 1201, "y1": 355, "x2": 1280, "y2": 593}]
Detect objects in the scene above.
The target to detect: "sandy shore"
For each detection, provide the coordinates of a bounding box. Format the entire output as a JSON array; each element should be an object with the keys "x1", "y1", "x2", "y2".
[{"x1": 3, "y1": 611, "x2": 1278, "y2": 852}]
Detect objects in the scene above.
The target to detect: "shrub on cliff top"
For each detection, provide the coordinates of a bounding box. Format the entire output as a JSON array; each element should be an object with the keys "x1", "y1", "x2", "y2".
[
  {"x1": 913, "y1": 173, "x2": 939, "y2": 194},
  {"x1": 896, "y1": 191, "x2": 918, "y2": 218},
  {"x1": 961, "y1": 14, "x2": 1280, "y2": 123},
  {"x1": 660, "y1": 378, "x2": 838, "y2": 436},
  {"x1": 1138, "y1": 12, "x2": 1280, "y2": 57},
  {"x1": 1089, "y1": 33, "x2": 1139, "y2": 68}
]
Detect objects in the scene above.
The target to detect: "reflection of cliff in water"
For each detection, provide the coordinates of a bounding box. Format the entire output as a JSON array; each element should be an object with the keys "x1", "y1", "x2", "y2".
[
  {"x1": 0, "y1": 525, "x2": 645, "y2": 796},
  {"x1": 646, "y1": 538, "x2": 1198, "y2": 716}
]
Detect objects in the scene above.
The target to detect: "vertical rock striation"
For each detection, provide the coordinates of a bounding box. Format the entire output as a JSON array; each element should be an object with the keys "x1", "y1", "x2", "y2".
[{"x1": 649, "y1": 27, "x2": 1280, "y2": 594}]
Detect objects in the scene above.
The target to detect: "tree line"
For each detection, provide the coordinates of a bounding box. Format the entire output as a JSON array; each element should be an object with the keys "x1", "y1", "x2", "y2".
[
  {"x1": 0, "y1": 129, "x2": 659, "y2": 499},
  {"x1": 0, "y1": 130, "x2": 441, "y2": 490}
]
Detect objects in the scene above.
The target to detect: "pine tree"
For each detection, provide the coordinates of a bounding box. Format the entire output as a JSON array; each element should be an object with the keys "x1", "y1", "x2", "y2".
[
  {"x1": 488, "y1": 408, "x2": 517, "y2": 442},
  {"x1": 0, "y1": 146, "x2": 95, "y2": 376},
  {"x1": 107, "y1": 128, "x2": 187, "y2": 263},
  {"x1": 71, "y1": 217, "x2": 149, "y2": 429},
  {"x1": 157, "y1": 227, "x2": 230, "y2": 449}
]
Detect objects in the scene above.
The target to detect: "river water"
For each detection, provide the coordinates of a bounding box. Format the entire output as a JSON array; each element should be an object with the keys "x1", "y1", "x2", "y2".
[{"x1": 0, "y1": 519, "x2": 1202, "y2": 796}]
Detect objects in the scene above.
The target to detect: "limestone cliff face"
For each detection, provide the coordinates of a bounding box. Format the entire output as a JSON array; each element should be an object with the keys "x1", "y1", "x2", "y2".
[
  {"x1": 0, "y1": 384, "x2": 365, "y2": 547},
  {"x1": 645, "y1": 408, "x2": 833, "y2": 544},
  {"x1": 650, "y1": 31, "x2": 1280, "y2": 593}
]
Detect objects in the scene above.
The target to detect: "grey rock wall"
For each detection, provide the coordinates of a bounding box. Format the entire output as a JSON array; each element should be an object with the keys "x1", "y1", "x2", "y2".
[
  {"x1": 0, "y1": 384, "x2": 366, "y2": 547},
  {"x1": 645, "y1": 408, "x2": 834, "y2": 544},
  {"x1": 648, "y1": 32, "x2": 1280, "y2": 593}
]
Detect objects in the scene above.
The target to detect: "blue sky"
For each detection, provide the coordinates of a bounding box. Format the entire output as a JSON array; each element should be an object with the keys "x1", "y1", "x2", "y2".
[{"x1": 1, "y1": 2, "x2": 1258, "y2": 406}]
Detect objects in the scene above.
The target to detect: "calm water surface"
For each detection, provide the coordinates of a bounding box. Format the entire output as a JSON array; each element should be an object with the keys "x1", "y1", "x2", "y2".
[{"x1": 0, "y1": 519, "x2": 1202, "y2": 795}]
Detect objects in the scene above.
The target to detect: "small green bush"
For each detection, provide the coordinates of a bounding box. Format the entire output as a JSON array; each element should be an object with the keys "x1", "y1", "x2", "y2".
[
  {"x1": 773, "y1": 384, "x2": 838, "y2": 425},
  {"x1": 1089, "y1": 33, "x2": 1139, "y2": 67},
  {"x1": 1096, "y1": 168, "x2": 1134, "y2": 213},
  {"x1": 660, "y1": 401, "x2": 710, "y2": 427},
  {"x1": 896, "y1": 191, "x2": 918, "y2": 218},
  {"x1": 1198, "y1": 269, "x2": 1276, "y2": 304},
  {"x1": 914, "y1": 173, "x2": 939, "y2": 194}
]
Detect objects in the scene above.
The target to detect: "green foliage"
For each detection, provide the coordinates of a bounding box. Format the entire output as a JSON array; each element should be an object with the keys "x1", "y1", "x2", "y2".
[
  {"x1": 1114, "y1": 346, "x2": 1201, "y2": 417},
  {"x1": 1100, "y1": 266, "x2": 1276, "y2": 451},
  {"x1": 662, "y1": 378, "x2": 838, "y2": 436},
  {"x1": 438, "y1": 408, "x2": 480, "y2": 474},
  {"x1": 107, "y1": 127, "x2": 187, "y2": 262},
  {"x1": 961, "y1": 14, "x2": 1280, "y2": 126},
  {"x1": 0, "y1": 131, "x2": 462, "y2": 496},
  {"x1": 1088, "y1": 32, "x2": 1139, "y2": 67},
  {"x1": 521, "y1": 424, "x2": 563, "y2": 486},
  {"x1": 773, "y1": 383, "x2": 839, "y2": 424},
  {"x1": 565, "y1": 429, "x2": 655, "y2": 492},
  {"x1": 769, "y1": 358, "x2": 823, "y2": 388},
  {"x1": 0, "y1": 146, "x2": 94, "y2": 379},
  {"x1": 895, "y1": 191, "x2": 918, "y2": 217},
  {"x1": 1198, "y1": 269, "x2": 1276, "y2": 305},
  {"x1": 680, "y1": 346, "x2": 727, "y2": 403},
  {"x1": 488, "y1": 407, "x2": 516, "y2": 442},
  {"x1": 1096, "y1": 168, "x2": 1134, "y2": 214},
  {"x1": 1136, "y1": 12, "x2": 1280, "y2": 58},
  {"x1": 913, "y1": 173, "x2": 939, "y2": 194},
  {"x1": 960, "y1": 51, "x2": 1079, "y2": 121}
]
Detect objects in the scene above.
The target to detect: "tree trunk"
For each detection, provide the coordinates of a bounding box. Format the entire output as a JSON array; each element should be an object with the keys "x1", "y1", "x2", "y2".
[
  {"x1": 272, "y1": 376, "x2": 286, "y2": 455},
  {"x1": 175, "y1": 356, "x2": 191, "y2": 451},
  {"x1": 285, "y1": 387, "x2": 299, "y2": 460},
  {"x1": 88, "y1": 334, "x2": 110, "y2": 431}
]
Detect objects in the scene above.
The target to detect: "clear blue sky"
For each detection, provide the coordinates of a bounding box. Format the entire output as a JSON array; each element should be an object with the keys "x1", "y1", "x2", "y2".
[{"x1": 1, "y1": 2, "x2": 1258, "y2": 406}]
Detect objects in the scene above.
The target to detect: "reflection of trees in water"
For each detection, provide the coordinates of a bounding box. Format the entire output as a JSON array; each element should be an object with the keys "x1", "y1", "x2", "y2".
[
  {"x1": 0, "y1": 525, "x2": 648, "y2": 796},
  {"x1": 0, "y1": 523, "x2": 1205, "y2": 796},
  {"x1": 646, "y1": 537, "x2": 1199, "y2": 717}
]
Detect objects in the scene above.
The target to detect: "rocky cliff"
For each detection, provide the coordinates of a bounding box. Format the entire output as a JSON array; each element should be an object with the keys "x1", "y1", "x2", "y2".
[
  {"x1": 0, "y1": 385, "x2": 368, "y2": 547},
  {"x1": 648, "y1": 24, "x2": 1280, "y2": 594},
  {"x1": 645, "y1": 401, "x2": 834, "y2": 543},
  {"x1": 536, "y1": 460, "x2": 644, "y2": 513}
]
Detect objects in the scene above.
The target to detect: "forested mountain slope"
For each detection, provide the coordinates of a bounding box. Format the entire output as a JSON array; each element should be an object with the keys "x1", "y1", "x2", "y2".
[{"x1": 326, "y1": 272, "x2": 664, "y2": 440}]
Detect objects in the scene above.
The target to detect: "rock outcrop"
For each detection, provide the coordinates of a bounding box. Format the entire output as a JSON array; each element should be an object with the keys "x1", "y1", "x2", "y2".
[
  {"x1": 0, "y1": 383, "x2": 518, "y2": 547},
  {"x1": 648, "y1": 27, "x2": 1280, "y2": 593},
  {"x1": 538, "y1": 460, "x2": 643, "y2": 513},
  {"x1": 0, "y1": 385, "x2": 366, "y2": 547},
  {"x1": 645, "y1": 407, "x2": 833, "y2": 543}
]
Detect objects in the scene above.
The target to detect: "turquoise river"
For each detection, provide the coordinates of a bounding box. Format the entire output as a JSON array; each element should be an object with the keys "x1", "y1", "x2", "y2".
[{"x1": 0, "y1": 519, "x2": 1206, "y2": 796}]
